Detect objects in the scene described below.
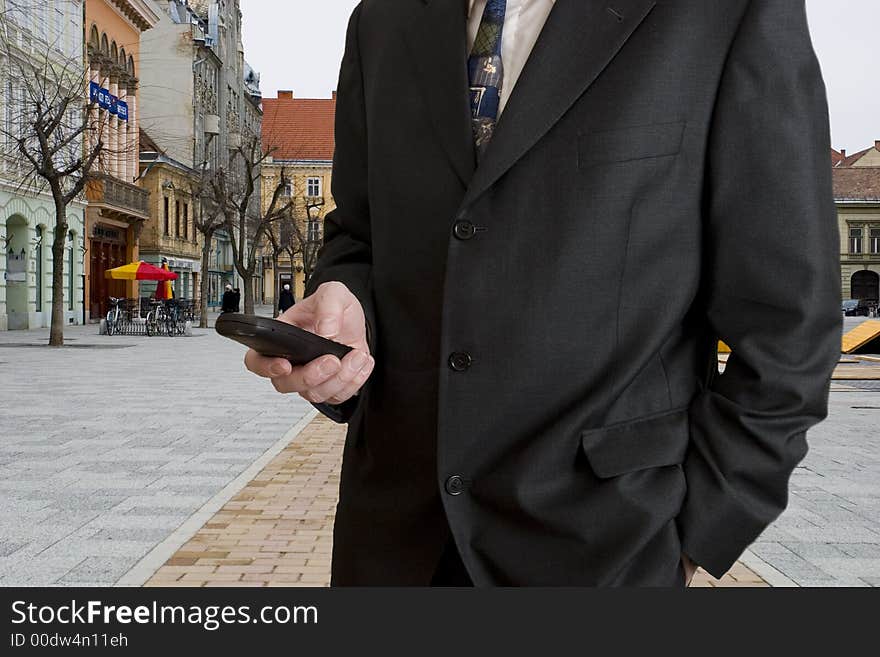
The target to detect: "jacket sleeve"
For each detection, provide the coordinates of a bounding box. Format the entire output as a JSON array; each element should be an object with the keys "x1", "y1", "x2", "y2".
[
  {"x1": 305, "y1": 3, "x2": 377, "y2": 424},
  {"x1": 676, "y1": 0, "x2": 843, "y2": 578}
]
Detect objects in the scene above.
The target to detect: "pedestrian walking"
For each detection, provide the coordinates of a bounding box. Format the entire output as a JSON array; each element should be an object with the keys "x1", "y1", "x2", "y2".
[
  {"x1": 279, "y1": 284, "x2": 296, "y2": 314},
  {"x1": 232, "y1": 288, "x2": 241, "y2": 313},
  {"x1": 221, "y1": 284, "x2": 236, "y2": 314}
]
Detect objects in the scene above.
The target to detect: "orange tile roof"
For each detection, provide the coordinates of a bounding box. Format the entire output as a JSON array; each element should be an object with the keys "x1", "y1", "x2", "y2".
[
  {"x1": 262, "y1": 93, "x2": 337, "y2": 162},
  {"x1": 831, "y1": 148, "x2": 845, "y2": 167}
]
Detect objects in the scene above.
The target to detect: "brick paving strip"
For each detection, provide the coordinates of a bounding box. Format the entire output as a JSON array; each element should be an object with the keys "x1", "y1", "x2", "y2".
[{"x1": 145, "y1": 416, "x2": 768, "y2": 588}]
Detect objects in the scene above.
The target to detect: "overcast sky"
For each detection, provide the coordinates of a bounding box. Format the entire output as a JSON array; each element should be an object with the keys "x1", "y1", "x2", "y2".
[{"x1": 240, "y1": 0, "x2": 879, "y2": 153}]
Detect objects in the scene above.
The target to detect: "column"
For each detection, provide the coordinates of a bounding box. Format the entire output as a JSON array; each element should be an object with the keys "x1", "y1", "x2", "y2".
[
  {"x1": 129, "y1": 93, "x2": 138, "y2": 182},
  {"x1": 118, "y1": 84, "x2": 128, "y2": 182},
  {"x1": 100, "y1": 70, "x2": 110, "y2": 176},
  {"x1": 108, "y1": 77, "x2": 119, "y2": 179}
]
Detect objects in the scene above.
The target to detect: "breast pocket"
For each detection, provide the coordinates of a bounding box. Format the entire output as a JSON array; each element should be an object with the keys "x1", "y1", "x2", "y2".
[{"x1": 577, "y1": 121, "x2": 686, "y2": 170}]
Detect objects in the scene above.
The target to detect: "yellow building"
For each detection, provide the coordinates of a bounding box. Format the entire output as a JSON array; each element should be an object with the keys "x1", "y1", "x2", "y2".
[
  {"x1": 833, "y1": 148, "x2": 880, "y2": 306},
  {"x1": 83, "y1": 0, "x2": 159, "y2": 321},
  {"x1": 259, "y1": 91, "x2": 337, "y2": 306}
]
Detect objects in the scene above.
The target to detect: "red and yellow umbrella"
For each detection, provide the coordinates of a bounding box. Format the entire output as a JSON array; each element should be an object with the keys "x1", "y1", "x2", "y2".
[{"x1": 104, "y1": 261, "x2": 179, "y2": 282}]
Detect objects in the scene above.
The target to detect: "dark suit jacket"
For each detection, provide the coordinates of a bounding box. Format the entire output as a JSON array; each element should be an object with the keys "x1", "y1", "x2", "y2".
[{"x1": 305, "y1": 0, "x2": 843, "y2": 586}]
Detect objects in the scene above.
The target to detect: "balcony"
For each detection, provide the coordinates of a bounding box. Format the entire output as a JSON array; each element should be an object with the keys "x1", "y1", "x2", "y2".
[{"x1": 86, "y1": 173, "x2": 150, "y2": 221}]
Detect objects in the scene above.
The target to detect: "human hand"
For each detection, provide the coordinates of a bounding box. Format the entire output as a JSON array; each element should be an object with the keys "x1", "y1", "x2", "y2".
[
  {"x1": 682, "y1": 552, "x2": 698, "y2": 587},
  {"x1": 244, "y1": 282, "x2": 374, "y2": 405}
]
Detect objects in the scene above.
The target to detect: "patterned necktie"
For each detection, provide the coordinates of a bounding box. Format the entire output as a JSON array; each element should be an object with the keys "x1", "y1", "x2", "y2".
[{"x1": 468, "y1": 0, "x2": 507, "y2": 161}]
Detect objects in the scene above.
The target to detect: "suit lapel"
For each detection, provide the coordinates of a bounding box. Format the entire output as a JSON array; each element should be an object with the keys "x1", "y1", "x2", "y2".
[
  {"x1": 460, "y1": 0, "x2": 657, "y2": 210},
  {"x1": 404, "y1": 0, "x2": 476, "y2": 188}
]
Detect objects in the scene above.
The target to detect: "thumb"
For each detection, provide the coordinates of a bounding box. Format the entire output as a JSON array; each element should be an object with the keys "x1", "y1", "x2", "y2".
[{"x1": 314, "y1": 288, "x2": 350, "y2": 339}]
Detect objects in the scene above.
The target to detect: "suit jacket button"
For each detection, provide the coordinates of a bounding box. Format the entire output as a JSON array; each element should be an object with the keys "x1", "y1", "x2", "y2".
[
  {"x1": 445, "y1": 475, "x2": 464, "y2": 496},
  {"x1": 448, "y1": 352, "x2": 472, "y2": 372},
  {"x1": 453, "y1": 220, "x2": 476, "y2": 241}
]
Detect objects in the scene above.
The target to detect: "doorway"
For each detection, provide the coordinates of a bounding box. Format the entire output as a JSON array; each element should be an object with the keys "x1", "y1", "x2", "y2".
[{"x1": 851, "y1": 270, "x2": 880, "y2": 303}]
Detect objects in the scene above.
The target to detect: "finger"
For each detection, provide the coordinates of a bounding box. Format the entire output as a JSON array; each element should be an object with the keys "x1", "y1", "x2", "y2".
[
  {"x1": 271, "y1": 355, "x2": 342, "y2": 395},
  {"x1": 301, "y1": 351, "x2": 371, "y2": 404},
  {"x1": 326, "y1": 355, "x2": 375, "y2": 405},
  {"x1": 245, "y1": 349, "x2": 292, "y2": 379}
]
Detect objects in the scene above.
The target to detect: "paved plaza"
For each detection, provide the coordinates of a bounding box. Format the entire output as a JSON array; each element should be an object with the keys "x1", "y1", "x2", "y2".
[
  {"x1": 0, "y1": 307, "x2": 314, "y2": 586},
  {"x1": 0, "y1": 314, "x2": 878, "y2": 586}
]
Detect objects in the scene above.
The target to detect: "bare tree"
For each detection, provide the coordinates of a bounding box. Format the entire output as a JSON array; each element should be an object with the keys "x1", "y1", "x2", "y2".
[
  {"x1": 187, "y1": 136, "x2": 224, "y2": 328},
  {"x1": 301, "y1": 197, "x2": 326, "y2": 287},
  {"x1": 0, "y1": 1, "x2": 131, "y2": 346},
  {"x1": 263, "y1": 211, "x2": 298, "y2": 312},
  {"x1": 207, "y1": 135, "x2": 292, "y2": 315},
  {"x1": 257, "y1": 166, "x2": 327, "y2": 309}
]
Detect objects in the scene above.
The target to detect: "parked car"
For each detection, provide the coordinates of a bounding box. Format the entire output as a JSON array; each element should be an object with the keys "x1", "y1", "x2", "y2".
[{"x1": 842, "y1": 299, "x2": 871, "y2": 317}]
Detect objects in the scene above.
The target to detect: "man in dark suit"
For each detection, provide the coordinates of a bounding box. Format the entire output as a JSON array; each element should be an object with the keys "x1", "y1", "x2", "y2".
[{"x1": 245, "y1": 0, "x2": 842, "y2": 586}]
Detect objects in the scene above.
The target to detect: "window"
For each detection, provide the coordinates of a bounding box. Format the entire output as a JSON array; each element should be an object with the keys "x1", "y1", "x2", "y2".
[
  {"x1": 283, "y1": 182, "x2": 293, "y2": 197},
  {"x1": 175, "y1": 200, "x2": 181, "y2": 237},
  {"x1": 53, "y1": 6, "x2": 64, "y2": 51},
  {"x1": 183, "y1": 203, "x2": 189, "y2": 240},
  {"x1": 35, "y1": 226, "x2": 43, "y2": 308},
  {"x1": 71, "y1": 6, "x2": 85, "y2": 57},
  {"x1": 306, "y1": 177, "x2": 322, "y2": 198},
  {"x1": 871, "y1": 227, "x2": 880, "y2": 255},
  {"x1": 307, "y1": 218, "x2": 322, "y2": 244},
  {"x1": 68, "y1": 232, "x2": 75, "y2": 311},
  {"x1": 164, "y1": 197, "x2": 170, "y2": 235},
  {"x1": 850, "y1": 227, "x2": 863, "y2": 254}
]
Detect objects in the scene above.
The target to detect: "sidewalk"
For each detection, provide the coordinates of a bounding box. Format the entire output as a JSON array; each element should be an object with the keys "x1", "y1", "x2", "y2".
[{"x1": 146, "y1": 415, "x2": 768, "y2": 588}]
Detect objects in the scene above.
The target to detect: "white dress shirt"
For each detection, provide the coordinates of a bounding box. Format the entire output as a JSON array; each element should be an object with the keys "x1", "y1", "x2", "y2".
[{"x1": 467, "y1": 0, "x2": 556, "y2": 117}]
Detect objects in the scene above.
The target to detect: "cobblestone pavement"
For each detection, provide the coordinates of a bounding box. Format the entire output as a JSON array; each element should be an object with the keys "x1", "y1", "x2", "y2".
[
  {"x1": 0, "y1": 306, "x2": 313, "y2": 586},
  {"x1": 2, "y1": 313, "x2": 879, "y2": 586},
  {"x1": 749, "y1": 384, "x2": 880, "y2": 587},
  {"x1": 147, "y1": 416, "x2": 768, "y2": 587}
]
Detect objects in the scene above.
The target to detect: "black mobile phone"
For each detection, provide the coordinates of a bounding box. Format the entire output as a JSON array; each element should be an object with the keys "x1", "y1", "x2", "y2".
[{"x1": 215, "y1": 313, "x2": 353, "y2": 365}]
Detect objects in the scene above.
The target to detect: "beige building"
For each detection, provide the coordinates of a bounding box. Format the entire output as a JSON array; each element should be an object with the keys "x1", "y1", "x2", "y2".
[
  {"x1": 139, "y1": 0, "x2": 263, "y2": 308},
  {"x1": 138, "y1": 130, "x2": 202, "y2": 299},
  {"x1": 832, "y1": 147, "x2": 880, "y2": 305},
  {"x1": 259, "y1": 91, "x2": 337, "y2": 305},
  {"x1": 834, "y1": 140, "x2": 880, "y2": 168}
]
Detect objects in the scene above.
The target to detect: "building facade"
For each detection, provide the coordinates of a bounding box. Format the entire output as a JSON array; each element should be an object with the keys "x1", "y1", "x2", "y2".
[
  {"x1": 833, "y1": 157, "x2": 880, "y2": 306},
  {"x1": 0, "y1": 0, "x2": 88, "y2": 331},
  {"x1": 139, "y1": 0, "x2": 261, "y2": 307},
  {"x1": 83, "y1": 0, "x2": 159, "y2": 321},
  {"x1": 138, "y1": 130, "x2": 202, "y2": 299},
  {"x1": 260, "y1": 90, "x2": 336, "y2": 305}
]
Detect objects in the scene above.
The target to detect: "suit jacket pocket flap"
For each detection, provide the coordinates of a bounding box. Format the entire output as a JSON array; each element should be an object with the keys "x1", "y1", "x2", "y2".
[
  {"x1": 578, "y1": 120, "x2": 685, "y2": 168},
  {"x1": 580, "y1": 406, "x2": 690, "y2": 478}
]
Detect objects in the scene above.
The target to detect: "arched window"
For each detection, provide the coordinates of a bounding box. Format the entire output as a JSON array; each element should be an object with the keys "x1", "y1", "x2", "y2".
[
  {"x1": 120, "y1": 48, "x2": 126, "y2": 68},
  {"x1": 128, "y1": 55, "x2": 135, "y2": 76},
  {"x1": 110, "y1": 41, "x2": 118, "y2": 63},
  {"x1": 89, "y1": 25, "x2": 99, "y2": 48},
  {"x1": 100, "y1": 33, "x2": 108, "y2": 54}
]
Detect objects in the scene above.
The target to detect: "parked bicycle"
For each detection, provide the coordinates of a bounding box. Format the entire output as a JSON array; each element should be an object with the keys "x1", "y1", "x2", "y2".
[
  {"x1": 106, "y1": 297, "x2": 127, "y2": 336},
  {"x1": 146, "y1": 299, "x2": 188, "y2": 337}
]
